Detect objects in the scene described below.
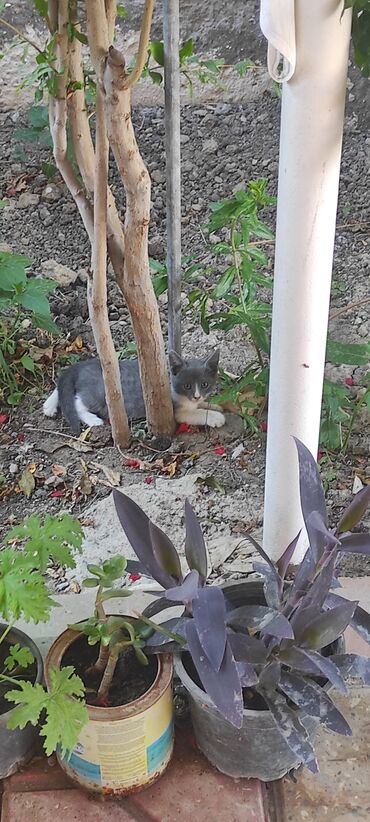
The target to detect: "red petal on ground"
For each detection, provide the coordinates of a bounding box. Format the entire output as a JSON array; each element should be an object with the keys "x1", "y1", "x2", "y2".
[
  {"x1": 144, "y1": 475, "x2": 153, "y2": 484},
  {"x1": 125, "y1": 458, "x2": 141, "y2": 468},
  {"x1": 16, "y1": 433, "x2": 26, "y2": 442},
  {"x1": 128, "y1": 573, "x2": 142, "y2": 582},
  {"x1": 176, "y1": 422, "x2": 191, "y2": 434},
  {"x1": 50, "y1": 490, "x2": 65, "y2": 498},
  {"x1": 0, "y1": 414, "x2": 9, "y2": 425},
  {"x1": 214, "y1": 446, "x2": 226, "y2": 456},
  {"x1": 260, "y1": 421, "x2": 267, "y2": 433},
  {"x1": 345, "y1": 376, "x2": 354, "y2": 386}
]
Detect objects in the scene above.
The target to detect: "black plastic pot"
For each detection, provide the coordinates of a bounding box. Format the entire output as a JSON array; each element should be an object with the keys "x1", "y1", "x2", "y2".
[
  {"x1": 145, "y1": 580, "x2": 344, "y2": 781},
  {"x1": 0, "y1": 624, "x2": 44, "y2": 778}
]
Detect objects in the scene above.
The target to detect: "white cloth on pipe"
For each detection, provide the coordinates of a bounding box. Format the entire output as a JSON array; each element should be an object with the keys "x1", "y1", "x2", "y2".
[{"x1": 259, "y1": 0, "x2": 296, "y2": 82}]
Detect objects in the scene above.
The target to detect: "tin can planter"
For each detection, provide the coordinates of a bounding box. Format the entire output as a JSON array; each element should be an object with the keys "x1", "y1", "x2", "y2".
[
  {"x1": 173, "y1": 581, "x2": 344, "y2": 782},
  {"x1": 45, "y1": 624, "x2": 174, "y2": 795},
  {"x1": 0, "y1": 624, "x2": 43, "y2": 779}
]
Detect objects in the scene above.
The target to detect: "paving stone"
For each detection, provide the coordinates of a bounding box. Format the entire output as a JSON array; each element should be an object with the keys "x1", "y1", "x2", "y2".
[
  {"x1": 1, "y1": 790, "x2": 137, "y2": 821},
  {"x1": 132, "y1": 732, "x2": 267, "y2": 822}
]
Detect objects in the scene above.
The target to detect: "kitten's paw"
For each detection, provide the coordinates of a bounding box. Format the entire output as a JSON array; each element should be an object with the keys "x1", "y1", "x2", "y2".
[{"x1": 206, "y1": 410, "x2": 226, "y2": 428}]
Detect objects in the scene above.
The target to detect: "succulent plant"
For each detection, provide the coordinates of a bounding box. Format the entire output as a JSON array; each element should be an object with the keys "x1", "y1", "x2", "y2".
[{"x1": 113, "y1": 439, "x2": 370, "y2": 772}]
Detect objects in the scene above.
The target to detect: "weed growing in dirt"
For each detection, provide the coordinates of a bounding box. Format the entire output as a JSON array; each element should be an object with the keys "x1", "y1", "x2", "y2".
[{"x1": 0, "y1": 251, "x2": 59, "y2": 405}]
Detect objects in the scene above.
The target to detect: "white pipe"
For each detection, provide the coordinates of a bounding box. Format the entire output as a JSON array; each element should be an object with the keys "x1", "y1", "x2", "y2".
[
  {"x1": 262, "y1": 0, "x2": 352, "y2": 562},
  {"x1": 163, "y1": 0, "x2": 182, "y2": 355}
]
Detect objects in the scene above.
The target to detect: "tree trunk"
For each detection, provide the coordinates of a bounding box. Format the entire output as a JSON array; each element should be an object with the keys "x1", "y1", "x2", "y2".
[
  {"x1": 89, "y1": 79, "x2": 130, "y2": 447},
  {"x1": 103, "y1": 46, "x2": 175, "y2": 436}
]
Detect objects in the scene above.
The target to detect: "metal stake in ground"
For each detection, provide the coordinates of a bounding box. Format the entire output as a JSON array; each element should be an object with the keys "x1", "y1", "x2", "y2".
[{"x1": 163, "y1": 0, "x2": 182, "y2": 355}]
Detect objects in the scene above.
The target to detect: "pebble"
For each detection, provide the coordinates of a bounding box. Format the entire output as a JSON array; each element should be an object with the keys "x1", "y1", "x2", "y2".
[
  {"x1": 151, "y1": 169, "x2": 165, "y2": 183},
  {"x1": 17, "y1": 192, "x2": 40, "y2": 209},
  {"x1": 40, "y1": 259, "x2": 78, "y2": 287},
  {"x1": 202, "y1": 138, "x2": 218, "y2": 153},
  {"x1": 42, "y1": 184, "x2": 62, "y2": 202},
  {"x1": 9, "y1": 463, "x2": 18, "y2": 475},
  {"x1": 39, "y1": 206, "x2": 50, "y2": 221}
]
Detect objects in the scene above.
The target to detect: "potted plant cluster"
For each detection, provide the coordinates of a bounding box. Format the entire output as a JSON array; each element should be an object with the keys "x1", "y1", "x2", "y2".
[
  {"x1": 46, "y1": 555, "x2": 177, "y2": 794},
  {"x1": 0, "y1": 514, "x2": 178, "y2": 794},
  {"x1": 0, "y1": 513, "x2": 87, "y2": 777},
  {"x1": 113, "y1": 438, "x2": 370, "y2": 781}
]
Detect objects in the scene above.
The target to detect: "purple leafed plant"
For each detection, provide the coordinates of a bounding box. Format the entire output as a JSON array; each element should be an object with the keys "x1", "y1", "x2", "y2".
[{"x1": 113, "y1": 438, "x2": 370, "y2": 774}]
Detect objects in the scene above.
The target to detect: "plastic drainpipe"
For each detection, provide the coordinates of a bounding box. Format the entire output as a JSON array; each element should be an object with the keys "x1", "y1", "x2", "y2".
[{"x1": 262, "y1": 0, "x2": 352, "y2": 562}]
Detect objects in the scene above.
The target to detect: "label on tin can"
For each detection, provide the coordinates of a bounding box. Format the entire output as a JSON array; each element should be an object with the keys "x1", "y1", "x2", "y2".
[{"x1": 62, "y1": 683, "x2": 173, "y2": 789}]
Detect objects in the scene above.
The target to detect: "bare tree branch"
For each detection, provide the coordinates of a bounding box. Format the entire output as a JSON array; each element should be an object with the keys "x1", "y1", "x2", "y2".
[
  {"x1": 89, "y1": 75, "x2": 130, "y2": 446},
  {"x1": 48, "y1": 0, "x2": 94, "y2": 242},
  {"x1": 104, "y1": 45, "x2": 174, "y2": 435},
  {"x1": 122, "y1": 0, "x2": 154, "y2": 90}
]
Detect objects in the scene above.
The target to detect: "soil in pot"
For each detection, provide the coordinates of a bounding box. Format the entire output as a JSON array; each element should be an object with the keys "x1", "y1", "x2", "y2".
[
  {"x1": 62, "y1": 635, "x2": 158, "y2": 708},
  {"x1": 0, "y1": 638, "x2": 38, "y2": 712}
]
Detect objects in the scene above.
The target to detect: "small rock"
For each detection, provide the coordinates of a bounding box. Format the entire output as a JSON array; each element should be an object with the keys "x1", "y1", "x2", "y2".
[
  {"x1": 0, "y1": 242, "x2": 13, "y2": 253},
  {"x1": 42, "y1": 184, "x2": 62, "y2": 202},
  {"x1": 231, "y1": 443, "x2": 245, "y2": 460},
  {"x1": 9, "y1": 463, "x2": 18, "y2": 475},
  {"x1": 39, "y1": 206, "x2": 50, "y2": 221},
  {"x1": 62, "y1": 202, "x2": 76, "y2": 214},
  {"x1": 180, "y1": 134, "x2": 190, "y2": 144},
  {"x1": 202, "y1": 138, "x2": 218, "y2": 153},
  {"x1": 151, "y1": 169, "x2": 165, "y2": 184},
  {"x1": 77, "y1": 268, "x2": 89, "y2": 283},
  {"x1": 40, "y1": 259, "x2": 78, "y2": 287},
  {"x1": 17, "y1": 192, "x2": 40, "y2": 209}
]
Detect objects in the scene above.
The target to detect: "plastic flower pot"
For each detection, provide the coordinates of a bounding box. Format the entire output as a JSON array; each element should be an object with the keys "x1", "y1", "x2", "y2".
[
  {"x1": 157, "y1": 580, "x2": 344, "y2": 782},
  {"x1": 0, "y1": 624, "x2": 43, "y2": 778},
  {"x1": 45, "y1": 622, "x2": 174, "y2": 795}
]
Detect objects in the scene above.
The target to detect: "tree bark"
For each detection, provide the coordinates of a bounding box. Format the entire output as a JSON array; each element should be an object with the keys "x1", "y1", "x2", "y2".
[
  {"x1": 103, "y1": 46, "x2": 175, "y2": 436},
  {"x1": 89, "y1": 76, "x2": 130, "y2": 446}
]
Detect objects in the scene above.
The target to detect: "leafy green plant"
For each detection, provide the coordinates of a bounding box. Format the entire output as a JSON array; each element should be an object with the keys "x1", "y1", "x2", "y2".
[
  {"x1": 15, "y1": 104, "x2": 56, "y2": 177},
  {"x1": 113, "y1": 441, "x2": 370, "y2": 772},
  {"x1": 70, "y1": 557, "x2": 184, "y2": 700},
  {"x1": 343, "y1": 0, "x2": 370, "y2": 76},
  {"x1": 0, "y1": 514, "x2": 88, "y2": 757},
  {"x1": 0, "y1": 251, "x2": 59, "y2": 404},
  {"x1": 186, "y1": 179, "x2": 275, "y2": 368}
]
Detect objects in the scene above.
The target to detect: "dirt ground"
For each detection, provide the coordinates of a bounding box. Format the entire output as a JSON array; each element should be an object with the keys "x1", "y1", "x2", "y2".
[{"x1": 0, "y1": 1, "x2": 369, "y2": 588}]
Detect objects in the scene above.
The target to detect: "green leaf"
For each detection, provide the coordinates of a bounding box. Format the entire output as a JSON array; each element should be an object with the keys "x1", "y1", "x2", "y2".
[
  {"x1": 179, "y1": 38, "x2": 194, "y2": 64},
  {"x1": 98, "y1": 588, "x2": 133, "y2": 603},
  {"x1": 117, "y1": 4, "x2": 128, "y2": 17},
  {"x1": 326, "y1": 339, "x2": 370, "y2": 365},
  {"x1": 0, "y1": 199, "x2": 8, "y2": 208},
  {"x1": 0, "y1": 549, "x2": 56, "y2": 623},
  {"x1": 7, "y1": 666, "x2": 88, "y2": 758},
  {"x1": 20, "y1": 354, "x2": 36, "y2": 374},
  {"x1": 7, "y1": 513, "x2": 83, "y2": 573},
  {"x1": 234, "y1": 58, "x2": 256, "y2": 77},
  {"x1": 31, "y1": 313, "x2": 60, "y2": 335},
  {"x1": 212, "y1": 268, "x2": 235, "y2": 298},
  {"x1": 150, "y1": 40, "x2": 165, "y2": 66},
  {"x1": 4, "y1": 643, "x2": 34, "y2": 672},
  {"x1": 0, "y1": 252, "x2": 30, "y2": 291},
  {"x1": 149, "y1": 70, "x2": 163, "y2": 85},
  {"x1": 82, "y1": 577, "x2": 99, "y2": 588},
  {"x1": 31, "y1": 0, "x2": 48, "y2": 16}
]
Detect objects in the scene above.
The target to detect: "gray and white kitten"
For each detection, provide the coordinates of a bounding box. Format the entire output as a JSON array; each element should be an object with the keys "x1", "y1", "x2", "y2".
[{"x1": 43, "y1": 351, "x2": 225, "y2": 434}]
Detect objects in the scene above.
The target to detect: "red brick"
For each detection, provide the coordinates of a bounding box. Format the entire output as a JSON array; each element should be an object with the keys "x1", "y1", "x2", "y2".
[
  {"x1": 131, "y1": 732, "x2": 267, "y2": 822},
  {"x1": 1, "y1": 790, "x2": 138, "y2": 822},
  {"x1": 3, "y1": 755, "x2": 72, "y2": 794}
]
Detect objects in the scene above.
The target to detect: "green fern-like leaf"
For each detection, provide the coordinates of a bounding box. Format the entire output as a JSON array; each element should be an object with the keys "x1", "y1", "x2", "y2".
[
  {"x1": 4, "y1": 643, "x2": 34, "y2": 672},
  {"x1": 6, "y1": 666, "x2": 88, "y2": 758},
  {"x1": 0, "y1": 549, "x2": 55, "y2": 623},
  {"x1": 7, "y1": 513, "x2": 83, "y2": 572}
]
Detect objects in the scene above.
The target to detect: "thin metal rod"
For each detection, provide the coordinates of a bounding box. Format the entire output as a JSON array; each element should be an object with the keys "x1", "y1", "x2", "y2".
[{"x1": 163, "y1": 0, "x2": 182, "y2": 355}]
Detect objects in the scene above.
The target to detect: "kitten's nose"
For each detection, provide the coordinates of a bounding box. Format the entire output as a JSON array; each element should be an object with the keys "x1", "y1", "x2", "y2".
[{"x1": 193, "y1": 385, "x2": 201, "y2": 400}]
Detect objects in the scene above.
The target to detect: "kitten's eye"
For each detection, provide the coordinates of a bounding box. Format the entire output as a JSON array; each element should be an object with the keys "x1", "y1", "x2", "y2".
[
  {"x1": 183, "y1": 383, "x2": 191, "y2": 390},
  {"x1": 201, "y1": 381, "x2": 209, "y2": 389}
]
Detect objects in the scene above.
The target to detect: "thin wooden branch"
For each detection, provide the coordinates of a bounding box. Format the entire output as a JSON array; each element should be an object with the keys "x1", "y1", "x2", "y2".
[
  {"x1": 68, "y1": 0, "x2": 125, "y2": 261},
  {"x1": 48, "y1": 0, "x2": 94, "y2": 242},
  {"x1": 103, "y1": 45, "x2": 175, "y2": 435},
  {"x1": 122, "y1": 0, "x2": 154, "y2": 90},
  {"x1": 105, "y1": 0, "x2": 117, "y2": 42},
  {"x1": 88, "y1": 76, "x2": 130, "y2": 446}
]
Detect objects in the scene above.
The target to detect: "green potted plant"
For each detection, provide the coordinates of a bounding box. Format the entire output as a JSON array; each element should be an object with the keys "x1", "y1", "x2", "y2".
[
  {"x1": 113, "y1": 438, "x2": 370, "y2": 781},
  {"x1": 45, "y1": 556, "x2": 179, "y2": 795},
  {"x1": 0, "y1": 513, "x2": 87, "y2": 777}
]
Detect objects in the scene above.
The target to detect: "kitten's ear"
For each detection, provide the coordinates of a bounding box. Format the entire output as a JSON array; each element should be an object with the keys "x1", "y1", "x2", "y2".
[
  {"x1": 169, "y1": 350, "x2": 184, "y2": 375},
  {"x1": 205, "y1": 349, "x2": 220, "y2": 375}
]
